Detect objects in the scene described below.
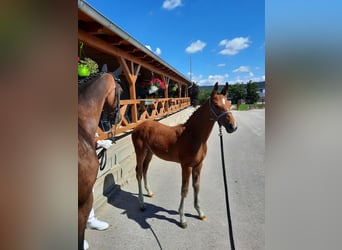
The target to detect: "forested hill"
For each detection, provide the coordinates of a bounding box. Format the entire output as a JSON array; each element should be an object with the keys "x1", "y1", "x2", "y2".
[
  {"x1": 198, "y1": 85, "x2": 224, "y2": 92},
  {"x1": 198, "y1": 81, "x2": 265, "y2": 92}
]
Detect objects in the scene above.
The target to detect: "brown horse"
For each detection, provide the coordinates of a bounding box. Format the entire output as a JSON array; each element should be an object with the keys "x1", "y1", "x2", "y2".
[
  {"x1": 78, "y1": 73, "x2": 120, "y2": 250},
  {"x1": 132, "y1": 82, "x2": 237, "y2": 228}
]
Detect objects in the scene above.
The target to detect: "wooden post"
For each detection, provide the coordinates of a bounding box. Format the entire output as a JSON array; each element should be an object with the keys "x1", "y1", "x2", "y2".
[
  {"x1": 177, "y1": 82, "x2": 181, "y2": 98},
  {"x1": 118, "y1": 57, "x2": 141, "y2": 123}
]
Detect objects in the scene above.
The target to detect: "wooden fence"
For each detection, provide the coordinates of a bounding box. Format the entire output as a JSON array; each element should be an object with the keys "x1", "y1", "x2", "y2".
[{"x1": 96, "y1": 97, "x2": 191, "y2": 140}]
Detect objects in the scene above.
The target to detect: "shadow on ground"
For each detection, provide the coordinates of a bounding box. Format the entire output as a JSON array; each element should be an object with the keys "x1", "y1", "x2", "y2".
[{"x1": 103, "y1": 173, "x2": 190, "y2": 229}]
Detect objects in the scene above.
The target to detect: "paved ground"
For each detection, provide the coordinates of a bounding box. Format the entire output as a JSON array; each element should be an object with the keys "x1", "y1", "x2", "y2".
[{"x1": 86, "y1": 109, "x2": 265, "y2": 250}]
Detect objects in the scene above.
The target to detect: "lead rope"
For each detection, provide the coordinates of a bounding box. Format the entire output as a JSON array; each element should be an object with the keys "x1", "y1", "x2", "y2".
[
  {"x1": 97, "y1": 147, "x2": 107, "y2": 171},
  {"x1": 219, "y1": 125, "x2": 236, "y2": 250}
]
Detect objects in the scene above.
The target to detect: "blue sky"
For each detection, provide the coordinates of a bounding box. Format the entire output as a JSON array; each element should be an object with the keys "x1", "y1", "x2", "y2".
[{"x1": 85, "y1": 0, "x2": 264, "y2": 85}]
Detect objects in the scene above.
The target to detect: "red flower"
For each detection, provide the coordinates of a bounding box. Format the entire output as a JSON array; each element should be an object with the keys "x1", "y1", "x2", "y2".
[
  {"x1": 139, "y1": 77, "x2": 166, "y2": 90},
  {"x1": 149, "y1": 77, "x2": 166, "y2": 90}
]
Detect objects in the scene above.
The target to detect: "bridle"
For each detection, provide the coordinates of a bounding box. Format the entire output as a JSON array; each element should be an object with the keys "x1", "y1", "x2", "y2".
[
  {"x1": 106, "y1": 80, "x2": 121, "y2": 126},
  {"x1": 208, "y1": 96, "x2": 232, "y2": 122},
  {"x1": 97, "y1": 80, "x2": 121, "y2": 170}
]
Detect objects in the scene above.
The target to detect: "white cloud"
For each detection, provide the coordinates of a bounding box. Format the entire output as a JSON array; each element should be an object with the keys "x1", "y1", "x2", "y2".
[
  {"x1": 162, "y1": 0, "x2": 182, "y2": 10},
  {"x1": 232, "y1": 66, "x2": 250, "y2": 73},
  {"x1": 192, "y1": 73, "x2": 229, "y2": 86},
  {"x1": 191, "y1": 72, "x2": 264, "y2": 85},
  {"x1": 217, "y1": 63, "x2": 226, "y2": 67},
  {"x1": 219, "y1": 37, "x2": 250, "y2": 55},
  {"x1": 145, "y1": 45, "x2": 162, "y2": 55},
  {"x1": 155, "y1": 47, "x2": 162, "y2": 55},
  {"x1": 185, "y1": 40, "x2": 206, "y2": 54},
  {"x1": 233, "y1": 65, "x2": 254, "y2": 77},
  {"x1": 229, "y1": 74, "x2": 264, "y2": 84}
]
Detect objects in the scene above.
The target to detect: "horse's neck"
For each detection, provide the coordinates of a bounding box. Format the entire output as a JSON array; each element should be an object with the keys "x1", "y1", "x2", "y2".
[
  {"x1": 185, "y1": 100, "x2": 215, "y2": 143},
  {"x1": 78, "y1": 80, "x2": 109, "y2": 137}
]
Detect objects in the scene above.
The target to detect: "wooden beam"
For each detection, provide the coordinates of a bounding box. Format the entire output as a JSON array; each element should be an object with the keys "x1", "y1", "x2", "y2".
[{"x1": 78, "y1": 30, "x2": 189, "y2": 85}]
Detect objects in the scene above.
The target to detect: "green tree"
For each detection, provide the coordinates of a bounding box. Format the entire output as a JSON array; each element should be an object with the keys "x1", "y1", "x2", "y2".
[
  {"x1": 198, "y1": 89, "x2": 211, "y2": 105},
  {"x1": 228, "y1": 83, "x2": 246, "y2": 104},
  {"x1": 246, "y1": 81, "x2": 259, "y2": 104}
]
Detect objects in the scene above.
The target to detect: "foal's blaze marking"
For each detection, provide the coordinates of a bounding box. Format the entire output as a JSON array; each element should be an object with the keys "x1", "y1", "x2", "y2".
[{"x1": 132, "y1": 82, "x2": 237, "y2": 228}]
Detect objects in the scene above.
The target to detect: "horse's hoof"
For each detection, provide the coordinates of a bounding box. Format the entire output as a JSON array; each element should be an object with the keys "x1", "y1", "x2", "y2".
[
  {"x1": 148, "y1": 193, "x2": 154, "y2": 198},
  {"x1": 179, "y1": 222, "x2": 187, "y2": 229},
  {"x1": 199, "y1": 215, "x2": 206, "y2": 221}
]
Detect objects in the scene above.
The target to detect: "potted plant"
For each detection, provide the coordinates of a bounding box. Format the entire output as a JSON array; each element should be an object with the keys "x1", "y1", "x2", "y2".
[{"x1": 78, "y1": 57, "x2": 99, "y2": 77}]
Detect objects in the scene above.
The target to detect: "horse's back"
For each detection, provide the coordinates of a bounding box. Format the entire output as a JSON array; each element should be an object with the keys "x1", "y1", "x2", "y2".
[
  {"x1": 132, "y1": 120, "x2": 185, "y2": 162},
  {"x1": 132, "y1": 120, "x2": 183, "y2": 141}
]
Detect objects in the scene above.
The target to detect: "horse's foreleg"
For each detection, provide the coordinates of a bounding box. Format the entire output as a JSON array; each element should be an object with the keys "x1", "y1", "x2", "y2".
[
  {"x1": 178, "y1": 166, "x2": 192, "y2": 228},
  {"x1": 143, "y1": 150, "x2": 154, "y2": 197},
  {"x1": 78, "y1": 195, "x2": 93, "y2": 250},
  {"x1": 136, "y1": 164, "x2": 145, "y2": 211},
  {"x1": 193, "y1": 163, "x2": 206, "y2": 220}
]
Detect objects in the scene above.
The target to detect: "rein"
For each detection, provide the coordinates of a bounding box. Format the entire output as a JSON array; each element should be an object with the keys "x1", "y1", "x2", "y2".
[
  {"x1": 208, "y1": 97, "x2": 231, "y2": 121},
  {"x1": 218, "y1": 125, "x2": 236, "y2": 250},
  {"x1": 97, "y1": 147, "x2": 107, "y2": 171}
]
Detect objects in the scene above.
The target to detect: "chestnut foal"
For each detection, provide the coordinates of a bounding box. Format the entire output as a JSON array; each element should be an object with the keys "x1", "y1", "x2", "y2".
[{"x1": 132, "y1": 82, "x2": 237, "y2": 228}]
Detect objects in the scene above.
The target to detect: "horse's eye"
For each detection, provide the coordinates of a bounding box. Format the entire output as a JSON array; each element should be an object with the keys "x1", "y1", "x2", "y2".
[{"x1": 214, "y1": 104, "x2": 219, "y2": 109}]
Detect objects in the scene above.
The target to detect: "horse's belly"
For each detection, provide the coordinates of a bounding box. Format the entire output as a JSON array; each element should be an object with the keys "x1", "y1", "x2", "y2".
[{"x1": 150, "y1": 146, "x2": 179, "y2": 163}]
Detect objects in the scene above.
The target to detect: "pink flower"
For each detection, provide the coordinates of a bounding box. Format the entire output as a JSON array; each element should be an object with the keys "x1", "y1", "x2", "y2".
[
  {"x1": 139, "y1": 77, "x2": 166, "y2": 90},
  {"x1": 149, "y1": 77, "x2": 166, "y2": 90}
]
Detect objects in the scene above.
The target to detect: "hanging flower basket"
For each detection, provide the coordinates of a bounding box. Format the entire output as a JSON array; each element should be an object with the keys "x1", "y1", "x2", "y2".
[
  {"x1": 78, "y1": 57, "x2": 99, "y2": 77},
  {"x1": 139, "y1": 77, "x2": 166, "y2": 94},
  {"x1": 171, "y1": 84, "x2": 178, "y2": 92},
  {"x1": 78, "y1": 64, "x2": 90, "y2": 77}
]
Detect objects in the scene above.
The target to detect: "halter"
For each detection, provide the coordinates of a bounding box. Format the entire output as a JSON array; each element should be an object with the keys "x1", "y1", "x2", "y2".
[
  {"x1": 208, "y1": 96, "x2": 231, "y2": 122},
  {"x1": 109, "y1": 80, "x2": 121, "y2": 125},
  {"x1": 98, "y1": 78, "x2": 121, "y2": 133}
]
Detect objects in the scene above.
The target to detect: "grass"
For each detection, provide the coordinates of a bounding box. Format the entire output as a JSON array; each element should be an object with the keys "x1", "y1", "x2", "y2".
[{"x1": 236, "y1": 103, "x2": 265, "y2": 111}]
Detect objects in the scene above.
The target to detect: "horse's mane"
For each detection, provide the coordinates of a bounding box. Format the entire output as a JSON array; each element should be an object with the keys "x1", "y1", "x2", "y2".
[
  {"x1": 78, "y1": 72, "x2": 106, "y2": 95},
  {"x1": 183, "y1": 98, "x2": 209, "y2": 127}
]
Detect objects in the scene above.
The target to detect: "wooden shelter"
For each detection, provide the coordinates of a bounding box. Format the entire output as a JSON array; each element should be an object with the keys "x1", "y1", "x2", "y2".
[{"x1": 78, "y1": 1, "x2": 191, "y2": 139}]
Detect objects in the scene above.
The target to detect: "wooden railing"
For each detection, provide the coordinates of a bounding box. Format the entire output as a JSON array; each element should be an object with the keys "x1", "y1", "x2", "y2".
[{"x1": 96, "y1": 97, "x2": 191, "y2": 140}]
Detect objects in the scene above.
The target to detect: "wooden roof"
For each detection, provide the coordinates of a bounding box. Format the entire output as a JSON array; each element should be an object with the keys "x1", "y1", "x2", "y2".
[{"x1": 78, "y1": 2, "x2": 190, "y2": 85}]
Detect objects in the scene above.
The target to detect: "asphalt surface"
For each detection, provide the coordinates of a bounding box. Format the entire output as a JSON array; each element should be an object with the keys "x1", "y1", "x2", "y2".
[{"x1": 86, "y1": 109, "x2": 265, "y2": 250}]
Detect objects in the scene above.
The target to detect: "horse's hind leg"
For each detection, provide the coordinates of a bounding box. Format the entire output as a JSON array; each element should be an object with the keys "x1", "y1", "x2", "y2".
[
  {"x1": 143, "y1": 149, "x2": 154, "y2": 197},
  {"x1": 192, "y1": 162, "x2": 206, "y2": 220},
  {"x1": 178, "y1": 166, "x2": 192, "y2": 228}
]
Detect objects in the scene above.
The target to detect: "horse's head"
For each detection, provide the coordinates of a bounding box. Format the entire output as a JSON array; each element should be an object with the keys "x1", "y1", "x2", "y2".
[
  {"x1": 209, "y1": 82, "x2": 237, "y2": 133},
  {"x1": 102, "y1": 74, "x2": 122, "y2": 126}
]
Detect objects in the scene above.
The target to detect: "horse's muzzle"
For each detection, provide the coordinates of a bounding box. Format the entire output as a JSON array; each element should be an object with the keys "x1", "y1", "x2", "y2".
[{"x1": 224, "y1": 122, "x2": 237, "y2": 133}]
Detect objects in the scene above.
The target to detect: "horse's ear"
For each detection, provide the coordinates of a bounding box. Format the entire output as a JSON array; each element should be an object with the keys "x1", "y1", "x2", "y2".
[
  {"x1": 220, "y1": 82, "x2": 229, "y2": 96},
  {"x1": 211, "y1": 82, "x2": 219, "y2": 97},
  {"x1": 101, "y1": 64, "x2": 108, "y2": 73}
]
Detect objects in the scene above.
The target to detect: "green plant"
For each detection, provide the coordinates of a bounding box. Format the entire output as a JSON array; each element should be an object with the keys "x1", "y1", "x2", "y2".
[
  {"x1": 78, "y1": 57, "x2": 99, "y2": 74},
  {"x1": 237, "y1": 104, "x2": 249, "y2": 110}
]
